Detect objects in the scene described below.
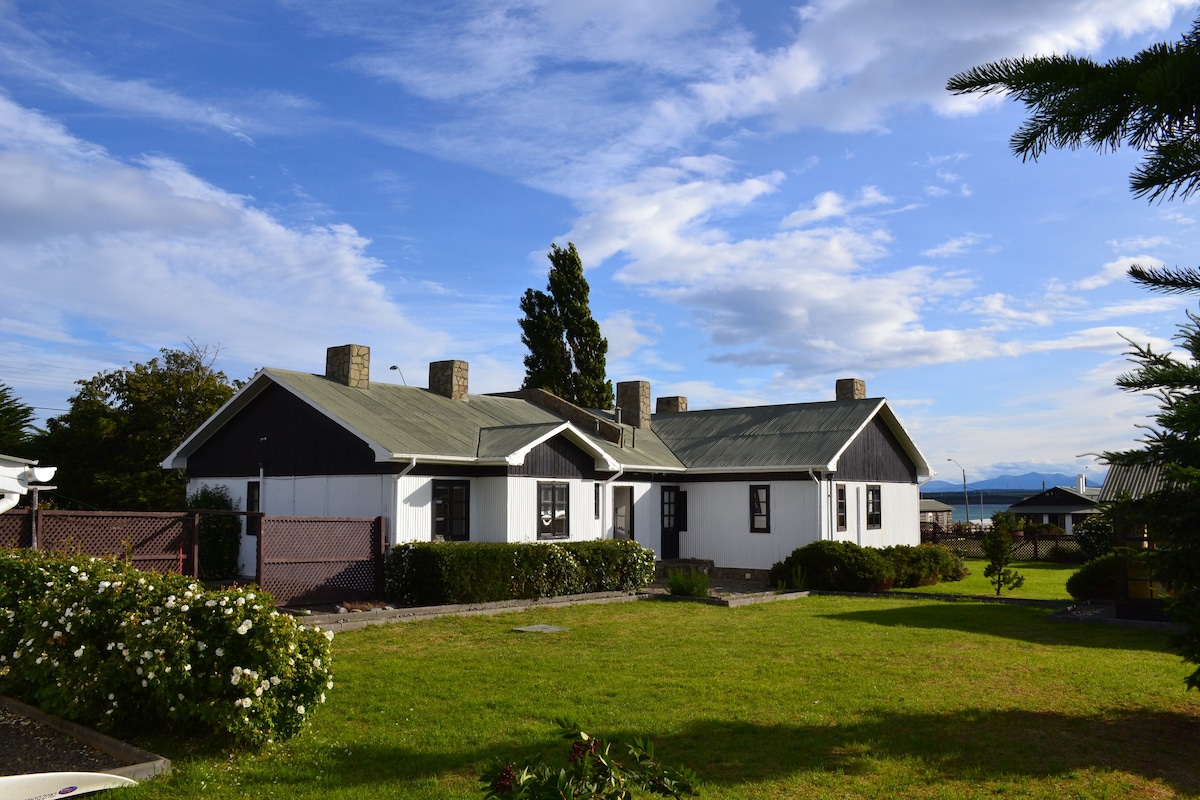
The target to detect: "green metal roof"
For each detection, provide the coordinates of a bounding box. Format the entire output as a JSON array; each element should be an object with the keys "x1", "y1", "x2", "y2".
[
  {"x1": 168, "y1": 369, "x2": 925, "y2": 477},
  {"x1": 649, "y1": 399, "x2": 885, "y2": 470}
]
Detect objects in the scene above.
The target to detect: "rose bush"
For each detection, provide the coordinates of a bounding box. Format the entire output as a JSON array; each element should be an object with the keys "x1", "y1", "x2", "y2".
[{"x1": 0, "y1": 548, "x2": 332, "y2": 747}]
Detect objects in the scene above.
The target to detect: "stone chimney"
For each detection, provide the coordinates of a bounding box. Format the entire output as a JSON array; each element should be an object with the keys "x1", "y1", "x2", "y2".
[
  {"x1": 616, "y1": 380, "x2": 651, "y2": 429},
  {"x1": 326, "y1": 344, "x2": 370, "y2": 389},
  {"x1": 429, "y1": 360, "x2": 468, "y2": 400},
  {"x1": 835, "y1": 378, "x2": 866, "y2": 401},
  {"x1": 656, "y1": 396, "x2": 688, "y2": 414}
]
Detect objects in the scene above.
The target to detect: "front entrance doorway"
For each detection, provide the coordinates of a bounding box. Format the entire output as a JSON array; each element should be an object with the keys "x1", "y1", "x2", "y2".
[
  {"x1": 613, "y1": 486, "x2": 634, "y2": 540},
  {"x1": 660, "y1": 485, "x2": 686, "y2": 559}
]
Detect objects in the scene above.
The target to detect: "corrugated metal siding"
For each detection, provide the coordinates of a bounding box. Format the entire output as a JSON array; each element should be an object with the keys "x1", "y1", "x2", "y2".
[
  {"x1": 475, "y1": 477, "x2": 508, "y2": 542},
  {"x1": 1099, "y1": 463, "x2": 1166, "y2": 502},
  {"x1": 394, "y1": 474, "x2": 432, "y2": 544},
  {"x1": 679, "y1": 480, "x2": 821, "y2": 570},
  {"x1": 834, "y1": 416, "x2": 918, "y2": 482}
]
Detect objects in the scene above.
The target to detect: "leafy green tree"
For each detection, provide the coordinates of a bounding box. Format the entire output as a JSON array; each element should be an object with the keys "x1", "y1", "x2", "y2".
[
  {"x1": 982, "y1": 512, "x2": 1025, "y2": 596},
  {"x1": 950, "y1": 13, "x2": 1200, "y2": 688},
  {"x1": 34, "y1": 343, "x2": 237, "y2": 511},
  {"x1": 519, "y1": 243, "x2": 614, "y2": 409},
  {"x1": 0, "y1": 382, "x2": 36, "y2": 455}
]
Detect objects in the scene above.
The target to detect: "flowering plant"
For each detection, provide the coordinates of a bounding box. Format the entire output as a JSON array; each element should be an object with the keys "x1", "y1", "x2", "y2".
[
  {"x1": 480, "y1": 720, "x2": 700, "y2": 799},
  {"x1": 0, "y1": 549, "x2": 332, "y2": 747}
]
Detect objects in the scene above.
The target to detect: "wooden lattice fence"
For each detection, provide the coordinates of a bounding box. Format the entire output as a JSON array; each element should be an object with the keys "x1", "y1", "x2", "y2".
[
  {"x1": 256, "y1": 516, "x2": 386, "y2": 607},
  {"x1": 0, "y1": 509, "x2": 197, "y2": 575},
  {"x1": 921, "y1": 529, "x2": 1084, "y2": 561}
]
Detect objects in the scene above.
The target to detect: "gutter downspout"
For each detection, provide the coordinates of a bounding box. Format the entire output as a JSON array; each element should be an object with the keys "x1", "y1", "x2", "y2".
[
  {"x1": 390, "y1": 457, "x2": 418, "y2": 548},
  {"x1": 808, "y1": 469, "x2": 825, "y2": 541}
]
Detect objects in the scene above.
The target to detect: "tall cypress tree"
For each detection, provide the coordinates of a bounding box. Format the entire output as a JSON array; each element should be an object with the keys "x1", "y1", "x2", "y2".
[{"x1": 519, "y1": 243, "x2": 614, "y2": 409}]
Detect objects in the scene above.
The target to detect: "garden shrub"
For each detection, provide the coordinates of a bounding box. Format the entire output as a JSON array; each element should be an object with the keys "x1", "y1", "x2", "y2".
[
  {"x1": 1073, "y1": 514, "x2": 1115, "y2": 562},
  {"x1": 882, "y1": 544, "x2": 968, "y2": 587},
  {"x1": 188, "y1": 484, "x2": 242, "y2": 581},
  {"x1": 559, "y1": 540, "x2": 656, "y2": 593},
  {"x1": 769, "y1": 540, "x2": 894, "y2": 593},
  {"x1": 1066, "y1": 552, "x2": 1119, "y2": 600},
  {"x1": 0, "y1": 548, "x2": 332, "y2": 748},
  {"x1": 666, "y1": 567, "x2": 710, "y2": 598},
  {"x1": 385, "y1": 540, "x2": 655, "y2": 606}
]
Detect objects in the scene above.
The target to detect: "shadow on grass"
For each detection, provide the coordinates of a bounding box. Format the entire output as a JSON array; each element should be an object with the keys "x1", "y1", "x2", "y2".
[
  {"x1": 221, "y1": 708, "x2": 1200, "y2": 796},
  {"x1": 819, "y1": 601, "x2": 1175, "y2": 652}
]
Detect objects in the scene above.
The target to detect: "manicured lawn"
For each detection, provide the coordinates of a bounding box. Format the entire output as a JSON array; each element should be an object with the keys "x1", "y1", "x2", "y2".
[
  {"x1": 124, "y1": 595, "x2": 1199, "y2": 799},
  {"x1": 893, "y1": 559, "x2": 1076, "y2": 601}
]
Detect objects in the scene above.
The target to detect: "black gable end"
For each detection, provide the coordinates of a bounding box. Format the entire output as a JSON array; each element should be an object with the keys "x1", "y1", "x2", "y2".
[
  {"x1": 509, "y1": 434, "x2": 596, "y2": 479},
  {"x1": 834, "y1": 415, "x2": 917, "y2": 483},
  {"x1": 186, "y1": 383, "x2": 383, "y2": 478}
]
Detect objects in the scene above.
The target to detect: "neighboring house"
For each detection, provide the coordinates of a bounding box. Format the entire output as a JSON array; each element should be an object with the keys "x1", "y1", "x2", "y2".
[
  {"x1": 1097, "y1": 462, "x2": 1166, "y2": 504},
  {"x1": 164, "y1": 345, "x2": 931, "y2": 574},
  {"x1": 0, "y1": 454, "x2": 56, "y2": 514},
  {"x1": 1006, "y1": 476, "x2": 1099, "y2": 534},
  {"x1": 919, "y1": 498, "x2": 953, "y2": 533}
]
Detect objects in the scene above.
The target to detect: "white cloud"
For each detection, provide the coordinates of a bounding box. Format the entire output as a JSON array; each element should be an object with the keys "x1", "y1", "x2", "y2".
[
  {"x1": 0, "y1": 94, "x2": 436, "y2": 399},
  {"x1": 600, "y1": 310, "x2": 657, "y2": 361},
  {"x1": 1075, "y1": 255, "x2": 1162, "y2": 290},
  {"x1": 781, "y1": 186, "x2": 892, "y2": 228},
  {"x1": 922, "y1": 233, "x2": 988, "y2": 258}
]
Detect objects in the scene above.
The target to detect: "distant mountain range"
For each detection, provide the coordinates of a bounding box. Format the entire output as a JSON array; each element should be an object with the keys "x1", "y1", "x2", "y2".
[{"x1": 921, "y1": 471, "x2": 1105, "y2": 494}]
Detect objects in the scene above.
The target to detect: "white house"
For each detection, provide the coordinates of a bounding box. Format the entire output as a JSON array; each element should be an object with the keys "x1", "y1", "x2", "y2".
[{"x1": 164, "y1": 345, "x2": 930, "y2": 574}]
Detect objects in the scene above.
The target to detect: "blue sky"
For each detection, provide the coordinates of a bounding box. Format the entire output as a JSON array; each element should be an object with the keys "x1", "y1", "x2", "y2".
[{"x1": 2, "y1": 0, "x2": 1198, "y2": 484}]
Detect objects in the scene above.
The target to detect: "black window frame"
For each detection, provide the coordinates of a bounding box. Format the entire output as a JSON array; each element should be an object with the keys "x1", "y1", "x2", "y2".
[
  {"x1": 432, "y1": 480, "x2": 471, "y2": 542},
  {"x1": 836, "y1": 484, "x2": 847, "y2": 531},
  {"x1": 750, "y1": 484, "x2": 771, "y2": 533},
  {"x1": 866, "y1": 484, "x2": 882, "y2": 529},
  {"x1": 538, "y1": 481, "x2": 570, "y2": 540}
]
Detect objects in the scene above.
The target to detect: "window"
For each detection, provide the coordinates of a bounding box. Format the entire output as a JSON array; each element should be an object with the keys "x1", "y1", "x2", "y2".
[
  {"x1": 594, "y1": 484, "x2": 602, "y2": 520},
  {"x1": 866, "y1": 485, "x2": 882, "y2": 529},
  {"x1": 538, "y1": 482, "x2": 569, "y2": 540},
  {"x1": 750, "y1": 485, "x2": 770, "y2": 533},
  {"x1": 432, "y1": 480, "x2": 470, "y2": 541},
  {"x1": 836, "y1": 484, "x2": 847, "y2": 531},
  {"x1": 245, "y1": 481, "x2": 261, "y2": 537}
]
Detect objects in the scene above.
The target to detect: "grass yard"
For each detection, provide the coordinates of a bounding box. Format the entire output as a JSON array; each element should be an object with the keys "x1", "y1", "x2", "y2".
[
  {"x1": 123, "y1": 595, "x2": 1199, "y2": 800},
  {"x1": 894, "y1": 559, "x2": 1076, "y2": 601}
]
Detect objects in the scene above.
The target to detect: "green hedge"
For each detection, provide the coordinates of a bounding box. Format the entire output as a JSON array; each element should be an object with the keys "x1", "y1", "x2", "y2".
[
  {"x1": 0, "y1": 549, "x2": 333, "y2": 748},
  {"x1": 1066, "y1": 552, "x2": 1119, "y2": 600},
  {"x1": 770, "y1": 541, "x2": 968, "y2": 592},
  {"x1": 882, "y1": 543, "x2": 969, "y2": 587},
  {"x1": 384, "y1": 539, "x2": 655, "y2": 606},
  {"x1": 770, "y1": 540, "x2": 895, "y2": 592}
]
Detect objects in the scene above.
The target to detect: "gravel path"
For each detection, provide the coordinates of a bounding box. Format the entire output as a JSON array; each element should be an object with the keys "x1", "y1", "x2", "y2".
[{"x1": 0, "y1": 707, "x2": 125, "y2": 776}]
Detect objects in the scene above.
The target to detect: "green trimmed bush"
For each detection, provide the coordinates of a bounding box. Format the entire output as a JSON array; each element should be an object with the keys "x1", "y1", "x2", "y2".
[
  {"x1": 1073, "y1": 514, "x2": 1115, "y2": 562},
  {"x1": 559, "y1": 540, "x2": 656, "y2": 592},
  {"x1": 1066, "y1": 553, "x2": 1119, "y2": 600},
  {"x1": 0, "y1": 549, "x2": 332, "y2": 748},
  {"x1": 883, "y1": 544, "x2": 968, "y2": 587},
  {"x1": 385, "y1": 540, "x2": 655, "y2": 606},
  {"x1": 769, "y1": 540, "x2": 895, "y2": 593}
]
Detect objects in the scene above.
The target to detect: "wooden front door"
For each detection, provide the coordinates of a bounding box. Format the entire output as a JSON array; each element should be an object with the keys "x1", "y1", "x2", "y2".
[
  {"x1": 613, "y1": 486, "x2": 634, "y2": 540},
  {"x1": 660, "y1": 485, "x2": 685, "y2": 559}
]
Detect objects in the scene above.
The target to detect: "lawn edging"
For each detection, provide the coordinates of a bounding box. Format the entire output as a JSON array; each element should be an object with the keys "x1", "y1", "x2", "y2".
[
  {"x1": 296, "y1": 590, "x2": 641, "y2": 633},
  {"x1": 0, "y1": 695, "x2": 171, "y2": 782}
]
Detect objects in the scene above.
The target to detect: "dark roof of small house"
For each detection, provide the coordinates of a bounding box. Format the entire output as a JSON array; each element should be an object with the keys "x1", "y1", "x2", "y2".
[
  {"x1": 165, "y1": 369, "x2": 929, "y2": 477},
  {"x1": 1007, "y1": 485, "x2": 1099, "y2": 514},
  {"x1": 1098, "y1": 462, "x2": 1167, "y2": 502},
  {"x1": 920, "y1": 498, "x2": 954, "y2": 513}
]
